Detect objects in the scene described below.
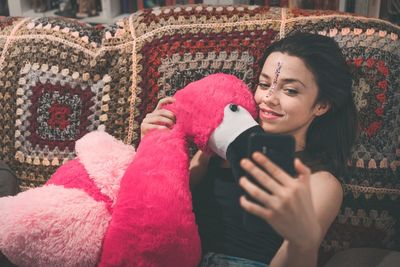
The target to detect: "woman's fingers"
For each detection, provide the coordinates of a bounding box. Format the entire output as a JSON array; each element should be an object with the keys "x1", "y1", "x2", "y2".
[
  {"x1": 155, "y1": 97, "x2": 175, "y2": 109},
  {"x1": 144, "y1": 111, "x2": 175, "y2": 127},
  {"x1": 239, "y1": 177, "x2": 278, "y2": 209},
  {"x1": 251, "y1": 152, "x2": 294, "y2": 186},
  {"x1": 239, "y1": 195, "x2": 272, "y2": 221},
  {"x1": 140, "y1": 97, "x2": 176, "y2": 139},
  {"x1": 141, "y1": 123, "x2": 169, "y2": 132},
  {"x1": 153, "y1": 109, "x2": 176, "y2": 122},
  {"x1": 240, "y1": 158, "x2": 282, "y2": 195}
]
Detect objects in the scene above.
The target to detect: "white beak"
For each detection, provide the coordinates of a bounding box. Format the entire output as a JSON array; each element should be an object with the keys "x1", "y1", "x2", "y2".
[{"x1": 208, "y1": 104, "x2": 258, "y2": 159}]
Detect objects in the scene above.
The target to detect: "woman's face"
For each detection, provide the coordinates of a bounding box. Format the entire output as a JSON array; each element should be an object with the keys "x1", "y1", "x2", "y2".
[{"x1": 254, "y1": 52, "x2": 328, "y2": 149}]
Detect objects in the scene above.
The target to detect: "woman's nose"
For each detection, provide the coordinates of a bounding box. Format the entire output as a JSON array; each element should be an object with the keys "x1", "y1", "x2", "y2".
[{"x1": 263, "y1": 89, "x2": 279, "y2": 106}]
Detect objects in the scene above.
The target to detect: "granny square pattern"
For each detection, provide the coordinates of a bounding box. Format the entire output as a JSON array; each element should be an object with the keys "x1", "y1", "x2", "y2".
[
  {"x1": 0, "y1": 16, "x2": 134, "y2": 187},
  {"x1": 15, "y1": 64, "x2": 110, "y2": 164},
  {"x1": 0, "y1": 5, "x2": 399, "y2": 265}
]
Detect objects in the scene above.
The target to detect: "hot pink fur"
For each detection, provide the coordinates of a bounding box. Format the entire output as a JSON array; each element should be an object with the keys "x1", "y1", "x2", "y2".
[{"x1": 99, "y1": 73, "x2": 257, "y2": 266}]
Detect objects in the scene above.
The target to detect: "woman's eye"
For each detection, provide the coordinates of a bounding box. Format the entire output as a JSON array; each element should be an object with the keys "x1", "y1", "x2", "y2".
[
  {"x1": 257, "y1": 83, "x2": 270, "y2": 89},
  {"x1": 284, "y1": 88, "x2": 298, "y2": 95}
]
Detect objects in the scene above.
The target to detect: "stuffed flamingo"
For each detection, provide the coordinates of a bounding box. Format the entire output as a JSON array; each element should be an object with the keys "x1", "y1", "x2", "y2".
[{"x1": 0, "y1": 73, "x2": 259, "y2": 267}]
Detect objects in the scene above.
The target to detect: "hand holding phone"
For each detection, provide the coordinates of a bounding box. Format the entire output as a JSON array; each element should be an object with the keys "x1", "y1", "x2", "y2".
[{"x1": 243, "y1": 132, "x2": 296, "y2": 232}]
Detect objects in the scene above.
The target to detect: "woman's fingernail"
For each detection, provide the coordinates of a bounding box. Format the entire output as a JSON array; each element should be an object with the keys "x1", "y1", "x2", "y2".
[
  {"x1": 240, "y1": 159, "x2": 249, "y2": 166},
  {"x1": 253, "y1": 151, "x2": 262, "y2": 158}
]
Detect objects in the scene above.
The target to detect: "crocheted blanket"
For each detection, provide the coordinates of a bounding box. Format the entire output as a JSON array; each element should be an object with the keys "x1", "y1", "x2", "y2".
[{"x1": 0, "y1": 5, "x2": 399, "y2": 265}]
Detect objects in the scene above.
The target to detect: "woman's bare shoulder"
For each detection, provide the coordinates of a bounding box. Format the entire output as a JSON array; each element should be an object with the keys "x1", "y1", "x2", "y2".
[
  {"x1": 308, "y1": 170, "x2": 343, "y2": 235},
  {"x1": 311, "y1": 170, "x2": 342, "y2": 188}
]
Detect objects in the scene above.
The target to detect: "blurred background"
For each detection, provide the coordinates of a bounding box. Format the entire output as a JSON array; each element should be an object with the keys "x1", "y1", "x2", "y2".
[{"x1": 0, "y1": 1, "x2": 398, "y2": 25}]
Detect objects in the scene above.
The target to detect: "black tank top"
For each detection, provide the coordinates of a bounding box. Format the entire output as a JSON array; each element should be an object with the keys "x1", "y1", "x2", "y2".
[{"x1": 192, "y1": 157, "x2": 283, "y2": 264}]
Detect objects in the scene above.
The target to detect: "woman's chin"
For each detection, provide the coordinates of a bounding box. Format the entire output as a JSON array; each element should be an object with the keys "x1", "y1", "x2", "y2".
[
  {"x1": 260, "y1": 122, "x2": 292, "y2": 135},
  {"x1": 260, "y1": 124, "x2": 281, "y2": 134}
]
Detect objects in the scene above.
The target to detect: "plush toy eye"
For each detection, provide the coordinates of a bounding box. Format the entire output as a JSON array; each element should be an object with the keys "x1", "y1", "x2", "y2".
[{"x1": 229, "y1": 104, "x2": 238, "y2": 112}]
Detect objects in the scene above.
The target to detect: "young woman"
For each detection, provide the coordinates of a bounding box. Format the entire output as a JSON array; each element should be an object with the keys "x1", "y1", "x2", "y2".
[{"x1": 140, "y1": 32, "x2": 358, "y2": 267}]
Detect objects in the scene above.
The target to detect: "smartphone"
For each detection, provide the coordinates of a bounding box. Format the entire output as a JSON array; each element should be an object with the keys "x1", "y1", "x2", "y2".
[
  {"x1": 247, "y1": 132, "x2": 296, "y2": 177},
  {"x1": 243, "y1": 132, "x2": 296, "y2": 232}
]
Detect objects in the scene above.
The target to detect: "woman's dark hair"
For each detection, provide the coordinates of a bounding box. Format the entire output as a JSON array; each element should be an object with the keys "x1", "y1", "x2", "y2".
[{"x1": 260, "y1": 32, "x2": 358, "y2": 177}]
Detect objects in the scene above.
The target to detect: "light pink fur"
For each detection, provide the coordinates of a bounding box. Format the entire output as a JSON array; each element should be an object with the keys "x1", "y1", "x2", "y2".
[
  {"x1": 75, "y1": 130, "x2": 136, "y2": 204},
  {"x1": 0, "y1": 130, "x2": 136, "y2": 267},
  {"x1": 0, "y1": 185, "x2": 110, "y2": 267}
]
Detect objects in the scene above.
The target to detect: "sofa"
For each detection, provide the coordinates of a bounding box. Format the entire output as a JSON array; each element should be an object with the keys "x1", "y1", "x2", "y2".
[{"x1": 0, "y1": 4, "x2": 399, "y2": 266}]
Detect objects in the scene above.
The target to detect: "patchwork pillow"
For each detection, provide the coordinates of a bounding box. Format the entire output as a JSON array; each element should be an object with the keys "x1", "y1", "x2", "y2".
[
  {"x1": 0, "y1": 16, "x2": 134, "y2": 188},
  {"x1": 0, "y1": 5, "x2": 399, "y2": 265}
]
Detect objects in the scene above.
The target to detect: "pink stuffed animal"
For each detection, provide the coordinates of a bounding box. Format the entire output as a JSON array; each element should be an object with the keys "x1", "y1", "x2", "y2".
[{"x1": 0, "y1": 73, "x2": 258, "y2": 267}]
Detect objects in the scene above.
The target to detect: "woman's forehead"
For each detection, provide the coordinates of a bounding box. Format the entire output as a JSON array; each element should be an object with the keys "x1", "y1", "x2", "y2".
[{"x1": 262, "y1": 52, "x2": 312, "y2": 79}]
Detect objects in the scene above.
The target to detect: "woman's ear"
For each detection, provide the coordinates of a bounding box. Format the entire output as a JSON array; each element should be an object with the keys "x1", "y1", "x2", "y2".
[{"x1": 314, "y1": 102, "x2": 331, "y2": 116}]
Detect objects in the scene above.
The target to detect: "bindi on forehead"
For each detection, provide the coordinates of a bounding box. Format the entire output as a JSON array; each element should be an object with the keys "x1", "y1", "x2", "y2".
[
  {"x1": 265, "y1": 61, "x2": 282, "y2": 97},
  {"x1": 271, "y1": 61, "x2": 282, "y2": 89}
]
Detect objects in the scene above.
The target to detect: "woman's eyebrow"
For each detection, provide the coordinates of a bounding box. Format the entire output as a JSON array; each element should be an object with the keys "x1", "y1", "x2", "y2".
[
  {"x1": 259, "y1": 73, "x2": 270, "y2": 80},
  {"x1": 281, "y1": 78, "x2": 306, "y2": 88},
  {"x1": 260, "y1": 73, "x2": 306, "y2": 88}
]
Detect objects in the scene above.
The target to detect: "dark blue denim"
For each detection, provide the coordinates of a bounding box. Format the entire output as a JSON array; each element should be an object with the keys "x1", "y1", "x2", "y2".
[{"x1": 199, "y1": 252, "x2": 268, "y2": 267}]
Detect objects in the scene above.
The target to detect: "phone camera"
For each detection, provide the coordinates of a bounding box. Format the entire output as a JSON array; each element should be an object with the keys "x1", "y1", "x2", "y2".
[{"x1": 229, "y1": 104, "x2": 238, "y2": 112}]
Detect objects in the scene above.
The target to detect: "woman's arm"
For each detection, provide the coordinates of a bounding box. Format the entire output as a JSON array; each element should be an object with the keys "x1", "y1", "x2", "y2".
[
  {"x1": 189, "y1": 150, "x2": 211, "y2": 190},
  {"x1": 239, "y1": 153, "x2": 343, "y2": 267},
  {"x1": 269, "y1": 171, "x2": 342, "y2": 267}
]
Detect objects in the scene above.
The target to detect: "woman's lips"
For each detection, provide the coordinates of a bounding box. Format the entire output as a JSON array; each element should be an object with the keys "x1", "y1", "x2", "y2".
[{"x1": 259, "y1": 109, "x2": 284, "y2": 120}]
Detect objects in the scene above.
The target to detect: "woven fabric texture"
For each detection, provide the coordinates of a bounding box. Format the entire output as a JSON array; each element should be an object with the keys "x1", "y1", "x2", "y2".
[{"x1": 0, "y1": 5, "x2": 399, "y2": 264}]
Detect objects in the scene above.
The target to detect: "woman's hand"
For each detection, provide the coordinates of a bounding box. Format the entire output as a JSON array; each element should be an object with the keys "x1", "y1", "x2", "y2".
[
  {"x1": 140, "y1": 97, "x2": 176, "y2": 139},
  {"x1": 239, "y1": 152, "x2": 322, "y2": 250}
]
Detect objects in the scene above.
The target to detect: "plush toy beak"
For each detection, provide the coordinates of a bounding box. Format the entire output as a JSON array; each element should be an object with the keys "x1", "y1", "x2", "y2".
[
  {"x1": 208, "y1": 104, "x2": 264, "y2": 183},
  {"x1": 208, "y1": 104, "x2": 259, "y2": 160}
]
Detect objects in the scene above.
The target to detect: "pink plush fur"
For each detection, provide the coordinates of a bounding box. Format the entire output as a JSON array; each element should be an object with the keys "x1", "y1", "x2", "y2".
[
  {"x1": 99, "y1": 73, "x2": 257, "y2": 266},
  {"x1": 73, "y1": 130, "x2": 136, "y2": 204},
  {"x1": 0, "y1": 184, "x2": 110, "y2": 267},
  {"x1": 48, "y1": 159, "x2": 114, "y2": 212},
  {"x1": 0, "y1": 130, "x2": 136, "y2": 266}
]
